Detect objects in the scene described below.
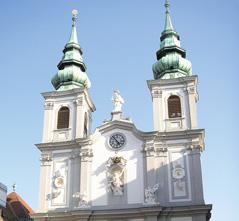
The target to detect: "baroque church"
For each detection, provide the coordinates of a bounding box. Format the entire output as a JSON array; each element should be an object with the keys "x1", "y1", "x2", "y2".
[{"x1": 32, "y1": 1, "x2": 212, "y2": 221}]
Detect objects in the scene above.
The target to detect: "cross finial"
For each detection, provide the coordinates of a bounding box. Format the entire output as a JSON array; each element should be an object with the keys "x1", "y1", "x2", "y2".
[
  {"x1": 72, "y1": 9, "x2": 78, "y2": 26},
  {"x1": 12, "y1": 183, "x2": 16, "y2": 192},
  {"x1": 165, "y1": 0, "x2": 170, "y2": 14}
]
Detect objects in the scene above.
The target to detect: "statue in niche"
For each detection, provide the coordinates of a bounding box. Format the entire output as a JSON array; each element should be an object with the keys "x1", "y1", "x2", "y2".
[
  {"x1": 144, "y1": 183, "x2": 160, "y2": 204},
  {"x1": 112, "y1": 90, "x2": 124, "y2": 112},
  {"x1": 106, "y1": 156, "x2": 126, "y2": 196}
]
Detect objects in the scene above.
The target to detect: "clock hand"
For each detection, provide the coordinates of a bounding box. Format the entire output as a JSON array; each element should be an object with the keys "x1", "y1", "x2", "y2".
[{"x1": 113, "y1": 136, "x2": 120, "y2": 145}]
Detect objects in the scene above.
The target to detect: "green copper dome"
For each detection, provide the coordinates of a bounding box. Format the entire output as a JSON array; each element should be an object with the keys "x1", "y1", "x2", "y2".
[
  {"x1": 152, "y1": 0, "x2": 192, "y2": 79},
  {"x1": 51, "y1": 10, "x2": 91, "y2": 91}
]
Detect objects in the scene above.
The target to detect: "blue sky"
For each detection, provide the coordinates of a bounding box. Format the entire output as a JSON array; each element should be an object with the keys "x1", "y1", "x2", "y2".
[{"x1": 0, "y1": 0, "x2": 238, "y2": 220}]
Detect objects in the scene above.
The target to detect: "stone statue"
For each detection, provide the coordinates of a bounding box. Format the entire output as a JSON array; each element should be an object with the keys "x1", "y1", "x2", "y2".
[
  {"x1": 109, "y1": 169, "x2": 124, "y2": 196},
  {"x1": 72, "y1": 191, "x2": 89, "y2": 208},
  {"x1": 106, "y1": 156, "x2": 126, "y2": 196},
  {"x1": 112, "y1": 90, "x2": 124, "y2": 112},
  {"x1": 144, "y1": 183, "x2": 160, "y2": 204}
]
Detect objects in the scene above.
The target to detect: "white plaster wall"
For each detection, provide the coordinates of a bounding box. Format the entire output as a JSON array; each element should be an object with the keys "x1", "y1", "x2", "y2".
[{"x1": 91, "y1": 128, "x2": 144, "y2": 206}]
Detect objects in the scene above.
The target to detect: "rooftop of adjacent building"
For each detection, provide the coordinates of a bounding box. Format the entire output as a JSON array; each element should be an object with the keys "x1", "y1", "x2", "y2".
[{"x1": 0, "y1": 191, "x2": 34, "y2": 221}]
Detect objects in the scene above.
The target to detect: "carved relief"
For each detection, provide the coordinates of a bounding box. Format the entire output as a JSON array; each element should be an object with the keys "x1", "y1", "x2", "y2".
[
  {"x1": 50, "y1": 160, "x2": 68, "y2": 206},
  {"x1": 70, "y1": 151, "x2": 81, "y2": 159},
  {"x1": 144, "y1": 183, "x2": 160, "y2": 204},
  {"x1": 144, "y1": 142, "x2": 155, "y2": 157},
  {"x1": 106, "y1": 156, "x2": 126, "y2": 196},
  {"x1": 40, "y1": 154, "x2": 52, "y2": 166},
  {"x1": 171, "y1": 156, "x2": 187, "y2": 198},
  {"x1": 80, "y1": 148, "x2": 93, "y2": 162},
  {"x1": 187, "y1": 86, "x2": 195, "y2": 94},
  {"x1": 152, "y1": 90, "x2": 162, "y2": 98},
  {"x1": 44, "y1": 102, "x2": 54, "y2": 110},
  {"x1": 74, "y1": 97, "x2": 83, "y2": 106},
  {"x1": 72, "y1": 191, "x2": 89, "y2": 208}
]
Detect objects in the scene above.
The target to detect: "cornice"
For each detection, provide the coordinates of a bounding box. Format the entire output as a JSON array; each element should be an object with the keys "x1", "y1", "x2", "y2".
[
  {"x1": 41, "y1": 88, "x2": 96, "y2": 112},
  {"x1": 31, "y1": 206, "x2": 162, "y2": 220},
  {"x1": 31, "y1": 204, "x2": 212, "y2": 221},
  {"x1": 41, "y1": 88, "x2": 85, "y2": 98},
  {"x1": 97, "y1": 120, "x2": 158, "y2": 141},
  {"x1": 36, "y1": 137, "x2": 92, "y2": 152},
  {"x1": 147, "y1": 75, "x2": 198, "y2": 91}
]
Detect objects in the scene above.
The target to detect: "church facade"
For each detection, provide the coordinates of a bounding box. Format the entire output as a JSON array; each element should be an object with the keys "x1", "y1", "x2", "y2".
[{"x1": 32, "y1": 2, "x2": 212, "y2": 221}]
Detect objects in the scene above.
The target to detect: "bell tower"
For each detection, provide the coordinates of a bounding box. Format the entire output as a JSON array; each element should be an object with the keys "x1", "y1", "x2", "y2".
[
  {"x1": 148, "y1": 0, "x2": 198, "y2": 132},
  {"x1": 38, "y1": 10, "x2": 95, "y2": 212},
  {"x1": 148, "y1": 0, "x2": 207, "y2": 208},
  {"x1": 42, "y1": 9, "x2": 95, "y2": 144}
]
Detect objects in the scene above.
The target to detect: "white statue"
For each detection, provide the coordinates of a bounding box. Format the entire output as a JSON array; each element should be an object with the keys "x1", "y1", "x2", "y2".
[
  {"x1": 106, "y1": 156, "x2": 126, "y2": 196},
  {"x1": 112, "y1": 90, "x2": 124, "y2": 112},
  {"x1": 144, "y1": 183, "x2": 160, "y2": 204},
  {"x1": 72, "y1": 191, "x2": 89, "y2": 208},
  {"x1": 109, "y1": 169, "x2": 124, "y2": 195}
]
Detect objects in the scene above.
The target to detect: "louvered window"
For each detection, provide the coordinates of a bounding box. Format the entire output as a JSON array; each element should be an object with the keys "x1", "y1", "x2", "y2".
[
  {"x1": 168, "y1": 95, "x2": 182, "y2": 118},
  {"x1": 57, "y1": 107, "x2": 70, "y2": 129}
]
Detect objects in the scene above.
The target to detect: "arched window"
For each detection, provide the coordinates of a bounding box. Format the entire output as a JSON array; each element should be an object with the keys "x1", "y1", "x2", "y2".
[
  {"x1": 83, "y1": 113, "x2": 88, "y2": 137},
  {"x1": 57, "y1": 107, "x2": 70, "y2": 129},
  {"x1": 168, "y1": 95, "x2": 182, "y2": 118}
]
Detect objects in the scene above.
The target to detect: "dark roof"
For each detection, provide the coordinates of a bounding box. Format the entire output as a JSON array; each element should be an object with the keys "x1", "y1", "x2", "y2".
[{"x1": 1, "y1": 192, "x2": 34, "y2": 221}]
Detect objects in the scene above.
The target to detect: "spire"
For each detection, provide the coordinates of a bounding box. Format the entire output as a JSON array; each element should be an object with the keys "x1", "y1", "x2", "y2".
[
  {"x1": 68, "y1": 9, "x2": 79, "y2": 44},
  {"x1": 51, "y1": 10, "x2": 91, "y2": 91},
  {"x1": 164, "y1": 0, "x2": 174, "y2": 32},
  {"x1": 152, "y1": 0, "x2": 192, "y2": 80},
  {"x1": 12, "y1": 183, "x2": 16, "y2": 192}
]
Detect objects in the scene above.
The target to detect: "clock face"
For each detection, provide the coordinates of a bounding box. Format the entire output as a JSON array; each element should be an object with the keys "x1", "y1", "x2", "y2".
[{"x1": 109, "y1": 133, "x2": 126, "y2": 150}]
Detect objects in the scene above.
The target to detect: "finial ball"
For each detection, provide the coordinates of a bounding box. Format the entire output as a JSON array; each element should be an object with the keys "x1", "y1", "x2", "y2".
[{"x1": 72, "y1": 9, "x2": 78, "y2": 16}]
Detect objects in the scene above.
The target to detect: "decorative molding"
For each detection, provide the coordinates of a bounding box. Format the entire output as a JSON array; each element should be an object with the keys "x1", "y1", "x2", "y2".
[
  {"x1": 74, "y1": 97, "x2": 83, "y2": 106},
  {"x1": 70, "y1": 151, "x2": 81, "y2": 159},
  {"x1": 80, "y1": 148, "x2": 93, "y2": 161},
  {"x1": 40, "y1": 154, "x2": 52, "y2": 166},
  {"x1": 186, "y1": 144, "x2": 202, "y2": 152},
  {"x1": 144, "y1": 183, "x2": 160, "y2": 204},
  {"x1": 144, "y1": 142, "x2": 155, "y2": 157},
  {"x1": 44, "y1": 102, "x2": 54, "y2": 110},
  {"x1": 152, "y1": 90, "x2": 162, "y2": 98},
  {"x1": 72, "y1": 192, "x2": 90, "y2": 208},
  {"x1": 187, "y1": 86, "x2": 195, "y2": 94}
]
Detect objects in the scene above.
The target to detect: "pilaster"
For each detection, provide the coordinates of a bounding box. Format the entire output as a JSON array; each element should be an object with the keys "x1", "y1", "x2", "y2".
[
  {"x1": 42, "y1": 102, "x2": 54, "y2": 142},
  {"x1": 39, "y1": 153, "x2": 52, "y2": 212},
  {"x1": 75, "y1": 97, "x2": 84, "y2": 138},
  {"x1": 79, "y1": 147, "x2": 93, "y2": 207},
  {"x1": 152, "y1": 90, "x2": 163, "y2": 131},
  {"x1": 187, "y1": 86, "x2": 198, "y2": 129}
]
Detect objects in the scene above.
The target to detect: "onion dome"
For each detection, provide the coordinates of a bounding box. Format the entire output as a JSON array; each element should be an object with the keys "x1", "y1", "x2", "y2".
[
  {"x1": 152, "y1": 0, "x2": 192, "y2": 79},
  {"x1": 51, "y1": 10, "x2": 91, "y2": 91}
]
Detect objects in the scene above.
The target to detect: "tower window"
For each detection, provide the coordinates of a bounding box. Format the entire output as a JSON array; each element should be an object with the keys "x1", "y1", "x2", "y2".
[
  {"x1": 57, "y1": 107, "x2": 70, "y2": 129},
  {"x1": 168, "y1": 95, "x2": 182, "y2": 118}
]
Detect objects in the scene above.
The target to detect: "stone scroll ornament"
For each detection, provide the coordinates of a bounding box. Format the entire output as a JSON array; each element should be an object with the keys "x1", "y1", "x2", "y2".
[
  {"x1": 72, "y1": 191, "x2": 89, "y2": 208},
  {"x1": 106, "y1": 156, "x2": 126, "y2": 196},
  {"x1": 144, "y1": 183, "x2": 160, "y2": 204},
  {"x1": 172, "y1": 162, "x2": 186, "y2": 191},
  {"x1": 51, "y1": 171, "x2": 65, "y2": 199}
]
